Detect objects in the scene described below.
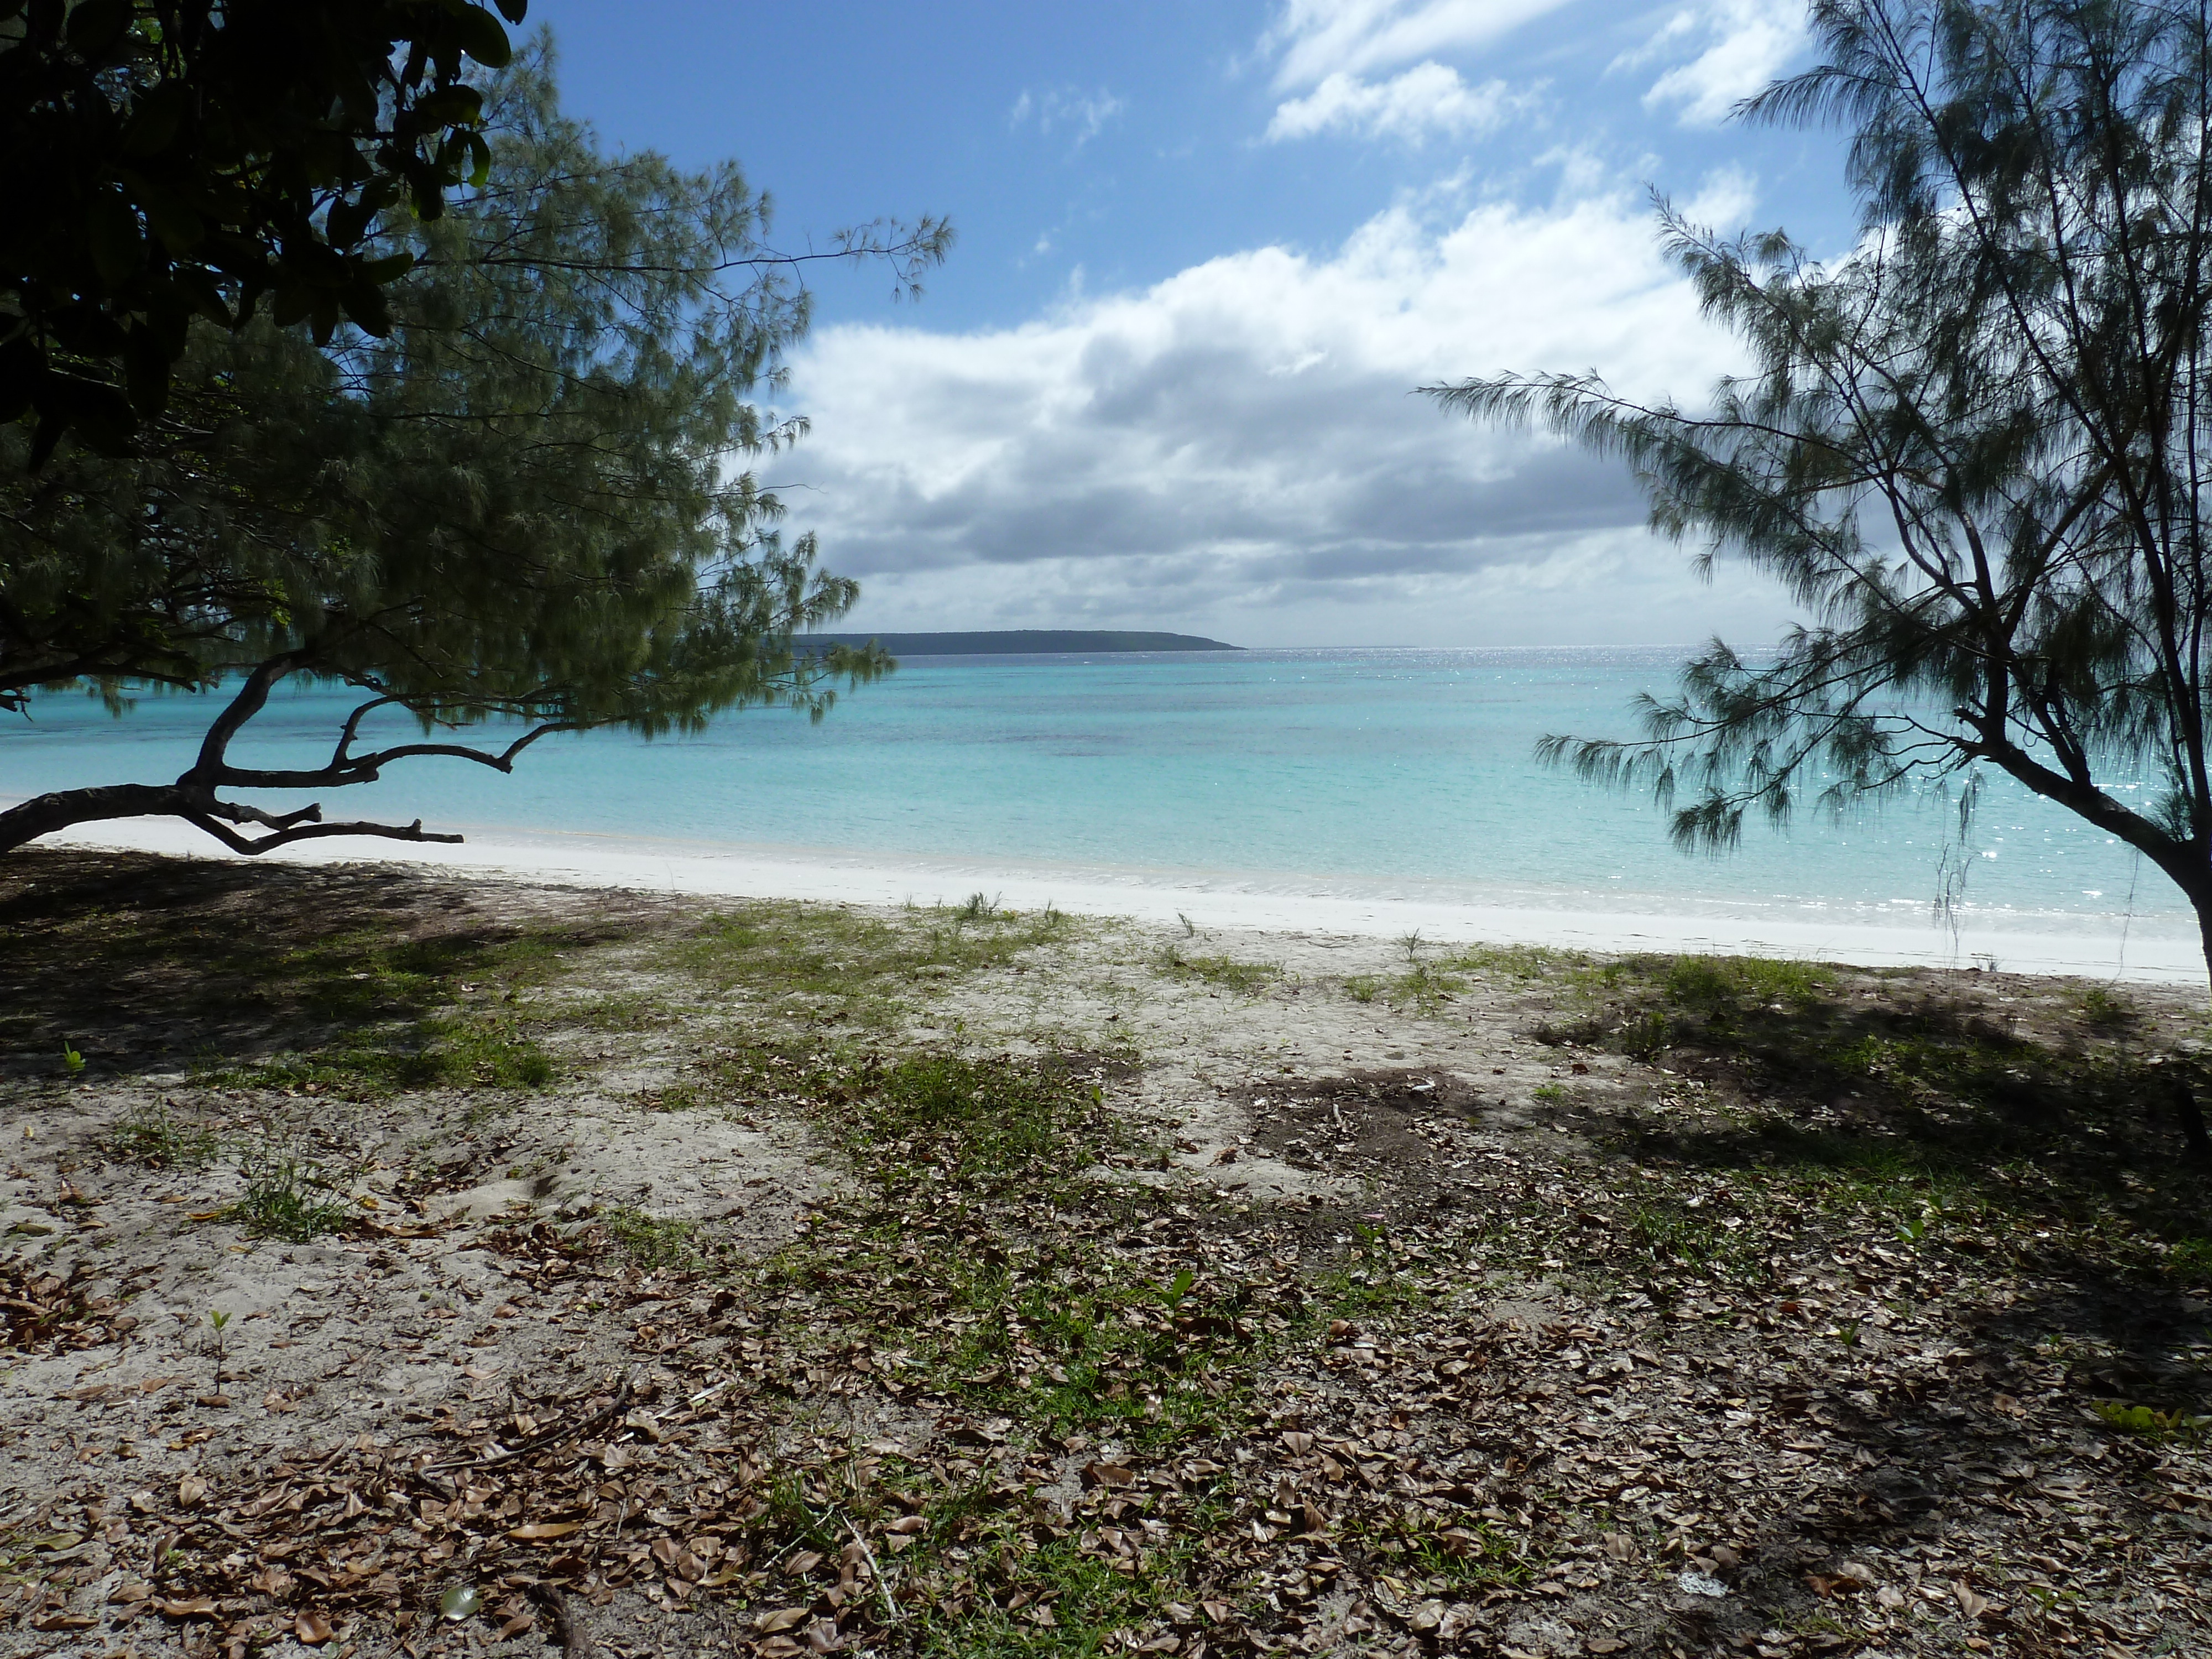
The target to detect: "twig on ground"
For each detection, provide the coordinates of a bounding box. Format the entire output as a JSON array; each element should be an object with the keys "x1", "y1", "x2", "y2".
[
  {"x1": 436, "y1": 1370, "x2": 635, "y2": 1474},
  {"x1": 847, "y1": 1520, "x2": 900, "y2": 1624}
]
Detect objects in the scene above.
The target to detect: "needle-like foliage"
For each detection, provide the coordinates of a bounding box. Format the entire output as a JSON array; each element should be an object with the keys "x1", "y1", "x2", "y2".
[
  {"x1": 0, "y1": 43, "x2": 951, "y2": 858},
  {"x1": 1427, "y1": 0, "x2": 2212, "y2": 980}
]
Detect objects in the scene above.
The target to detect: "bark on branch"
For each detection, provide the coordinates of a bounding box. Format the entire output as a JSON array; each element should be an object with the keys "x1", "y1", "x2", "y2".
[{"x1": 0, "y1": 782, "x2": 462, "y2": 858}]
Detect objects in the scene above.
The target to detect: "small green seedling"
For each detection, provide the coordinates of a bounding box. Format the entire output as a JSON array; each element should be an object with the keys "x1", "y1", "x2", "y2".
[
  {"x1": 1161, "y1": 1267, "x2": 1195, "y2": 1310},
  {"x1": 206, "y1": 1308, "x2": 232, "y2": 1391},
  {"x1": 61, "y1": 1042, "x2": 86, "y2": 1076}
]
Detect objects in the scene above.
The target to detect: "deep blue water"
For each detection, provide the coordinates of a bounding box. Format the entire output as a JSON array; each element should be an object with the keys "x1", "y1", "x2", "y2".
[{"x1": 4, "y1": 646, "x2": 2185, "y2": 926}]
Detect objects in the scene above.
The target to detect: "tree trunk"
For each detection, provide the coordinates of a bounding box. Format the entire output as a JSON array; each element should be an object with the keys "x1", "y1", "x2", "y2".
[{"x1": 2181, "y1": 910, "x2": 2212, "y2": 1163}]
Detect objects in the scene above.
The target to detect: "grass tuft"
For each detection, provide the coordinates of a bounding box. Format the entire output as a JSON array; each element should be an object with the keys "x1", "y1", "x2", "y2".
[
  {"x1": 1155, "y1": 947, "x2": 1282, "y2": 994},
  {"x1": 230, "y1": 1150, "x2": 353, "y2": 1242},
  {"x1": 106, "y1": 1102, "x2": 220, "y2": 1168}
]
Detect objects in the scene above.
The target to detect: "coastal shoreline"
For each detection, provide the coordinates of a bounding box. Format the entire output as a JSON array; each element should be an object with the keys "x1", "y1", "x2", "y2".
[{"x1": 44, "y1": 814, "x2": 2209, "y2": 984}]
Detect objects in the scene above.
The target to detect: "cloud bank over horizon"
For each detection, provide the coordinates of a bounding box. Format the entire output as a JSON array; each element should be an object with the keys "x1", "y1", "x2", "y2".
[
  {"x1": 737, "y1": 0, "x2": 1827, "y2": 650},
  {"x1": 786, "y1": 174, "x2": 1803, "y2": 649}
]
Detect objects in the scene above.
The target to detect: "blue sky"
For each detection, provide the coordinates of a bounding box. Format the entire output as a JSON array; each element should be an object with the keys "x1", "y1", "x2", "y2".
[{"x1": 530, "y1": 0, "x2": 1853, "y2": 648}]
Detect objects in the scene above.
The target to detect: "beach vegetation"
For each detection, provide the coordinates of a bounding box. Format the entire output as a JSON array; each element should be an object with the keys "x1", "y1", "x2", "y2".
[
  {"x1": 1154, "y1": 946, "x2": 1284, "y2": 993},
  {"x1": 105, "y1": 1100, "x2": 220, "y2": 1169},
  {"x1": 2074, "y1": 984, "x2": 2139, "y2": 1030},
  {"x1": 200, "y1": 1008, "x2": 556, "y2": 1099},
  {"x1": 601, "y1": 1205, "x2": 702, "y2": 1271},
  {"x1": 1440, "y1": 942, "x2": 1590, "y2": 980},
  {"x1": 1395, "y1": 958, "x2": 1468, "y2": 1010},
  {"x1": 228, "y1": 1146, "x2": 353, "y2": 1241},
  {"x1": 204, "y1": 1308, "x2": 231, "y2": 1394},
  {"x1": 671, "y1": 899, "x2": 1076, "y2": 1030},
  {"x1": 3, "y1": 853, "x2": 627, "y2": 1088},
  {"x1": 0, "y1": 44, "x2": 950, "y2": 861},
  {"x1": 1429, "y1": 0, "x2": 2212, "y2": 1160}
]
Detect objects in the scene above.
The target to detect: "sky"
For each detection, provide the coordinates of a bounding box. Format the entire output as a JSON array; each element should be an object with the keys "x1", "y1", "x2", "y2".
[{"x1": 527, "y1": 0, "x2": 1856, "y2": 648}]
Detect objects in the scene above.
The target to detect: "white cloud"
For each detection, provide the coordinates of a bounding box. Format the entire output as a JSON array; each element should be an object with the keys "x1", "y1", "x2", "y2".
[
  {"x1": 1637, "y1": 0, "x2": 1806, "y2": 126},
  {"x1": 1266, "y1": 61, "x2": 1521, "y2": 144},
  {"x1": 784, "y1": 180, "x2": 1792, "y2": 647},
  {"x1": 1262, "y1": 0, "x2": 1577, "y2": 90},
  {"x1": 1009, "y1": 86, "x2": 1126, "y2": 147}
]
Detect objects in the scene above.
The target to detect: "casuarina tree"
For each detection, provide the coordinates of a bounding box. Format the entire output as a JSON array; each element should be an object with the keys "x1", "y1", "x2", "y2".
[
  {"x1": 1426, "y1": 0, "x2": 2212, "y2": 1150},
  {"x1": 0, "y1": 43, "x2": 951, "y2": 857}
]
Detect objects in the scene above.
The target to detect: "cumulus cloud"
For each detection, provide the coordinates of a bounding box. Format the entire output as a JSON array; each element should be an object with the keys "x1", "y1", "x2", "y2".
[
  {"x1": 782, "y1": 182, "x2": 1790, "y2": 645},
  {"x1": 1265, "y1": 61, "x2": 1521, "y2": 144},
  {"x1": 1009, "y1": 86, "x2": 1126, "y2": 147},
  {"x1": 1636, "y1": 0, "x2": 1806, "y2": 125},
  {"x1": 1262, "y1": 0, "x2": 1578, "y2": 89}
]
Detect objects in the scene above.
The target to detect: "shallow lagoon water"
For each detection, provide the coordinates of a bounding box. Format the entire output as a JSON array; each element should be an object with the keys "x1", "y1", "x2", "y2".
[{"x1": 8, "y1": 646, "x2": 2186, "y2": 943}]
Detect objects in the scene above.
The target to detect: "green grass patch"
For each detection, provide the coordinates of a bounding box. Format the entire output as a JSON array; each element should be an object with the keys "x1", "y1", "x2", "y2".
[
  {"x1": 105, "y1": 1102, "x2": 220, "y2": 1168},
  {"x1": 601, "y1": 1206, "x2": 702, "y2": 1271},
  {"x1": 1338, "y1": 960, "x2": 1469, "y2": 1013},
  {"x1": 198, "y1": 1011, "x2": 556, "y2": 1098},
  {"x1": 915, "y1": 1537, "x2": 1187, "y2": 1659},
  {"x1": 1441, "y1": 942, "x2": 1591, "y2": 980},
  {"x1": 1155, "y1": 947, "x2": 1283, "y2": 994},
  {"x1": 714, "y1": 1047, "x2": 1279, "y2": 1444},
  {"x1": 2073, "y1": 984, "x2": 2139, "y2": 1030},
  {"x1": 1570, "y1": 950, "x2": 2212, "y2": 1258},
  {"x1": 229, "y1": 1150, "x2": 354, "y2": 1242},
  {"x1": 669, "y1": 900, "x2": 1076, "y2": 1029}
]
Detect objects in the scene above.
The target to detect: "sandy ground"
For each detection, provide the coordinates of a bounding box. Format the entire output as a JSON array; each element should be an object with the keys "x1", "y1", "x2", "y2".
[
  {"x1": 44, "y1": 816, "x2": 2211, "y2": 984},
  {"x1": 3, "y1": 848, "x2": 2208, "y2": 1659}
]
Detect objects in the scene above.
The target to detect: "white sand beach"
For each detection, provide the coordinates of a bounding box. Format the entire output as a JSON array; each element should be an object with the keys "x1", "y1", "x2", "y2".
[{"x1": 46, "y1": 813, "x2": 2210, "y2": 984}]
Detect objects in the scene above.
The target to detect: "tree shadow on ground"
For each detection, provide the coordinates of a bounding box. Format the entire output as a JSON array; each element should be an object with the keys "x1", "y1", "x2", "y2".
[
  {"x1": 1584, "y1": 953, "x2": 2209, "y2": 1251},
  {"x1": 1552, "y1": 956, "x2": 2212, "y2": 1605},
  {"x1": 0, "y1": 847, "x2": 659, "y2": 1079}
]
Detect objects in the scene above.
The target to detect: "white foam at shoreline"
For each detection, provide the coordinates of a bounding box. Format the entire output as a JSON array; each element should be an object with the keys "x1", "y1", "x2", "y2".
[{"x1": 39, "y1": 816, "x2": 2208, "y2": 985}]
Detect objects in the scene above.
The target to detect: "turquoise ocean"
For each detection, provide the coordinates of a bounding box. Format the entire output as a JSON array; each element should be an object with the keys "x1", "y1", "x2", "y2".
[{"x1": 6, "y1": 646, "x2": 2190, "y2": 939}]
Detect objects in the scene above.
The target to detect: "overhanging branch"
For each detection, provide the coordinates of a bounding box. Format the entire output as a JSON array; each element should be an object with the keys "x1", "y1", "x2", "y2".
[{"x1": 178, "y1": 808, "x2": 463, "y2": 858}]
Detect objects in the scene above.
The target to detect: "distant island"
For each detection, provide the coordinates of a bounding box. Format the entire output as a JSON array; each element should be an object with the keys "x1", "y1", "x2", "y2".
[{"x1": 799, "y1": 629, "x2": 1241, "y2": 656}]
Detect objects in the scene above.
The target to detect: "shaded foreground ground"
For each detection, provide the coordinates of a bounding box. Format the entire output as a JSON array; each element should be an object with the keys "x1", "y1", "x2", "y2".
[{"x1": 2, "y1": 848, "x2": 2208, "y2": 1659}]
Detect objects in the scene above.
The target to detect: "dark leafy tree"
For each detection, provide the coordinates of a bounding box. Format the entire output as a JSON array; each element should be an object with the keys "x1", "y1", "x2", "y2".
[
  {"x1": 0, "y1": 44, "x2": 951, "y2": 857},
  {"x1": 2, "y1": 0, "x2": 530, "y2": 464},
  {"x1": 1426, "y1": 0, "x2": 2212, "y2": 1152}
]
